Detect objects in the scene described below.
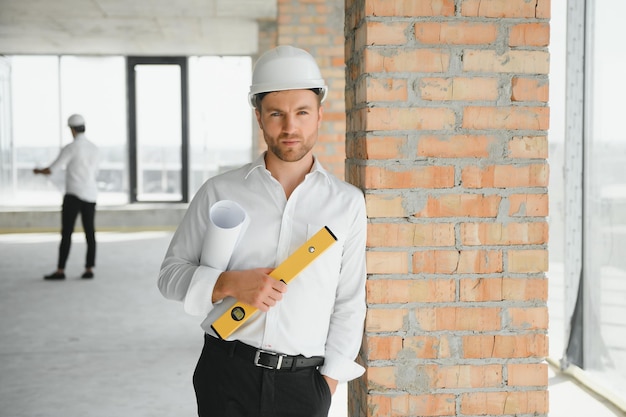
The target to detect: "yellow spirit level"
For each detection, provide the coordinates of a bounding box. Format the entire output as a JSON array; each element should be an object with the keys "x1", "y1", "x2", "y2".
[{"x1": 211, "y1": 226, "x2": 337, "y2": 339}]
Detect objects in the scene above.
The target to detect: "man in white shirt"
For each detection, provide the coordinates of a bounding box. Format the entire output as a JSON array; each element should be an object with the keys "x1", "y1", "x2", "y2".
[
  {"x1": 34, "y1": 114, "x2": 99, "y2": 280},
  {"x1": 158, "y1": 46, "x2": 367, "y2": 417}
]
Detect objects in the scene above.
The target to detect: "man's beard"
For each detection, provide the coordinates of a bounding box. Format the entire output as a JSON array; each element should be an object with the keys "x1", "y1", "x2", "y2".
[{"x1": 267, "y1": 134, "x2": 313, "y2": 162}]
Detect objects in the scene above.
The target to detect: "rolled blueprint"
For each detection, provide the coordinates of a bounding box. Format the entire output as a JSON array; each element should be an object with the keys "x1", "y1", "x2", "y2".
[
  {"x1": 184, "y1": 200, "x2": 249, "y2": 316},
  {"x1": 200, "y1": 200, "x2": 249, "y2": 269}
]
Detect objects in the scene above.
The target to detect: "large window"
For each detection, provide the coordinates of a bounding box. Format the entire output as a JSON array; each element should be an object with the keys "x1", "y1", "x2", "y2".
[
  {"x1": 0, "y1": 55, "x2": 252, "y2": 207},
  {"x1": 128, "y1": 57, "x2": 187, "y2": 203},
  {"x1": 549, "y1": 0, "x2": 626, "y2": 405},
  {"x1": 188, "y1": 56, "x2": 253, "y2": 194},
  {"x1": 581, "y1": 0, "x2": 626, "y2": 393}
]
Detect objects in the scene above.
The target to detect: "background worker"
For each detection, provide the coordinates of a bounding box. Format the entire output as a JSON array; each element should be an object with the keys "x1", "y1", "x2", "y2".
[
  {"x1": 158, "y1": 45, "x2": 367, "y2": 417},
  {"x1": 34, "y1": 114, "x2": 99, "y2": 280}
]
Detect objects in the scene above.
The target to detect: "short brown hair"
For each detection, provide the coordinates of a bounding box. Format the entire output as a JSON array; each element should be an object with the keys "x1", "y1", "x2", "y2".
[{"x1": 254, "y1": 88, "x2": 324, "y2": 112}]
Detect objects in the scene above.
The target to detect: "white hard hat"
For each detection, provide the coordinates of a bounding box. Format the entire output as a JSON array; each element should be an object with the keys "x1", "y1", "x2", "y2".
[
  {"x1": 248, "y1": 45, "x2": 328, "y2": 108},
  {"x1": 67, "y1": 114, "x2": 85, "y2": 127}
]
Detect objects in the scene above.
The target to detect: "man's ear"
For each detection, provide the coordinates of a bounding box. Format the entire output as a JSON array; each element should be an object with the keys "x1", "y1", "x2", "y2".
[
  {"x1": 254, "y1": 109, "x2": 263, "y2": 130},
  {"x1": 317, "y1": 104, "x2": 323, "y2": 128}
]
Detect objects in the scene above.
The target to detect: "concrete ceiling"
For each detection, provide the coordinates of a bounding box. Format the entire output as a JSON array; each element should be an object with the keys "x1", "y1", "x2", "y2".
[{"x1": 0, "y1": 0, "x2": 276, "y2": 56}]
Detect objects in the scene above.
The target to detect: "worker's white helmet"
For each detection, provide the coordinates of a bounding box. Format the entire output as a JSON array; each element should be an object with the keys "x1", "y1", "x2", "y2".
[
  {"x1": 248, "y1": 45, "x2": 328, "y2": 108},
  {"x1": 67, "y1": 114, "x2": 85, "y2": 127}
]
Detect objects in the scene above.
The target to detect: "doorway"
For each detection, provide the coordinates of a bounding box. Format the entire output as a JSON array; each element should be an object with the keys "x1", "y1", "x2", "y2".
[{"x1": 127, "y1": 57, "x2": 189, "y2": 203}]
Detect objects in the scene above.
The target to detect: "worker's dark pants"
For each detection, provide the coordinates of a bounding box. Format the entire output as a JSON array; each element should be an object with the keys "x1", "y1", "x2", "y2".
[
  {"x1": 193, "y1": 335, "x2": 332, "y2": 417},
  {"x1": 58, "y1": 194, "x2": 96, "y2": 269}
]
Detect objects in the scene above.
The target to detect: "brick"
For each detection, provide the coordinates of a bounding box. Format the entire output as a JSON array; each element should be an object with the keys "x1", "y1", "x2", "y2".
[
  {"x1": 507, "y1": 363, "x2": 548, "y2": 386},
  {"x1": 347, "y1": 135, "x2": 407, "y2": 160},
  {"x1": 366, "y1": 0, "x2": 455, "y2": 17},
  {"x1": 462, "y1": 0, "x2": 550, "y2": 18},
  {"x1": 366, "y1": 107, "x2": 456, "y2": 131},
  {"x1": 366, "y1": 251, "x2": 409, "y2": 274},
  {"x1": 364, "y1": 21, "x2": 408, "y2": 45},
  {"x1": 508, "y1": 249, "x2": 549, "y2": 273},
  {"x1": 461, "y1": 277, "x2": 548, "y2": 302},
  {"x1": 509, "y1": 23, "x2": 550, "y2": 46},
  {"x1": 415, "y1": 22, "x2": 498, "y2": 45},
  {"x1": 391, "y1": 393, "x2": 456, "y2": 416},
  {"x1": 460, "y1": 390, "x2": 548, "y2": 415},
  {"x1": 365, "y1": 48, "x2": 451, "y2": 73},
  {"x1": 463, "y1": 334, "x2": 548, "y2": 358},
  {"x1": 461, "y1": 222, "x2": 549, "y2": 245},
  {"x1": 367, "y1": 278, "x2": 456, "y2": 303},
  {"x1": 280, "y1": 25, "x2": 313, "y2": 35},
  {"x1": 460, "y1": 277, "x2": 503, "y2": 302},
  {"x1": 457, "y1": 250, "x2": 503, "y2": 273},
  {"x1": 461, "y1": 164, "x2": 549, "y2": 188},
  {"x1": 511, "y1": 77, "x2": 549, "y2": 102},
  {"x1": 368, "y1": 366, "x2": 396, "y2": 389},
  {"x1": 507, "y1": 306, "x2": 549, "y2": 330},
  {"x1": 362, "y1": 77, "x2": 408, "y2": 102},
  {"x1": 420, "y1": 77, "x2": 499, "y2": 101},
  {"x1": 502, "y1": 277, "x2": 547, "y2": 301},
  {"x1": 415, "y1": 307, "x2": 502, "y2": 331},
  {"x1": 366, "y1": 308, "x2": 408, "y2": 332},
  {"x1": 509, "y1": 193, "x2": 549, "y2": 216},
  {"x1": 367, "y1": 223, "x2": 456, "y2": 247},
  {"x1": 413, "y1": 193, "x2": 501, "y2": 218},
  {"x1": 462, "y1": 106, "x2": 550, "y2": 130},
  {"x1": 365, "y1": 193, "x2": 406, "y2": 217},
  {"x1": 413, "y1": 250, "x2": 460, "y2": 274},
  {"x1": 366, "y1": 335, "x2": 403, "y2": 360},
  {"x1": 463, "y1": 50, "x2": 550, "y2": 74},
  {"x1": 508, "y1": 135, "x2": 548, "y2": 158},
  {"x1": 361, "y1": 165, "x2": 455, "y2": 189},
  {"x1": 435, "y1": 364, "x2": 502, "y2": 388}
]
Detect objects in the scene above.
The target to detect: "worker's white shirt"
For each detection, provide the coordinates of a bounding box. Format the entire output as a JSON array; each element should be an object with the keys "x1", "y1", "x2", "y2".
[
  {"x1": 159, "y1": 153, "x2": 367, "y2": 382},
  {"x1": 48, "y1": 133, "x2": 99, "y2": 202}
]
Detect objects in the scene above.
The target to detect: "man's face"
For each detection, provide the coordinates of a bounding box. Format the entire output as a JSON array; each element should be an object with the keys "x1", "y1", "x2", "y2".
[{"x1": 255, "y1": 89, "x2": 323, "y2": 163}]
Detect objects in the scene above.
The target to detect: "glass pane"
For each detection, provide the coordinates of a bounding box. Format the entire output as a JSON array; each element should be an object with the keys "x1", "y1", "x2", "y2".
[
  {"x1": 188, "y1": 56, "x2": 252, "y2": 196},
  {"x1": 134, "y1": 64, "x2": 182, "y2": 201},
  {"x1": 1, "y1": 55, "x2": 127, "y2": 207},
  {"x1": 0, "y1": 58, "x2": 14, "y2": 201},
  {"x1": 584, "y1": 0, "x2": 626, "y2": 397},
  {"x1": 547, "y1": 1, "x2": 567, "y2": 360},
  {"x1": 60, "y1": 56, "x2": 128, "y2": 205},
  {"x1": 4, "y1": 56, "x2": 62, "y2": 206}
]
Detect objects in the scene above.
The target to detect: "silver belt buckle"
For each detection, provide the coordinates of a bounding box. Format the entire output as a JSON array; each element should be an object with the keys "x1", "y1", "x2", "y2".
[{"x1": 254, "y1": 349, "x2": 287, "y2": 370}]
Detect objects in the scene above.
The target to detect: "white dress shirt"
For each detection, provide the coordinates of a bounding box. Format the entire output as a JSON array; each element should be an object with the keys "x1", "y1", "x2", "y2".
[
  {"x1": 48, "y1": 133, "x2": 99, "y2": 202},
  {"x1": 158, "y1": 152, "x2": 367, "y2": 382}
]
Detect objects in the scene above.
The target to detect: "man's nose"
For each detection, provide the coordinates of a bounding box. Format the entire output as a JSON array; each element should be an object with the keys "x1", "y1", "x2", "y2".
[{"x1": 282, "y1": 114, "x2": 297, "y2": 133}]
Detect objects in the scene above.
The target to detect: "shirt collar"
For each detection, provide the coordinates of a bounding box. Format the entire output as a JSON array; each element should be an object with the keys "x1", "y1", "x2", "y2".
[{"x1": 244, "y1": 151, "x2": 331, "y2": 184}]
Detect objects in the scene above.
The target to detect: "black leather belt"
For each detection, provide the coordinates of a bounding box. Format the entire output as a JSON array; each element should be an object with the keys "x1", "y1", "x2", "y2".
[{"x1": 205, "y1": 333, "x2": 324, "y2": 371}]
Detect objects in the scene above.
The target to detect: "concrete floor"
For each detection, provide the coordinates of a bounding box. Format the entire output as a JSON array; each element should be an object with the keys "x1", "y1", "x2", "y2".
[{"x1": 0, "y1": 231, "x2": 623, "y2": 417}]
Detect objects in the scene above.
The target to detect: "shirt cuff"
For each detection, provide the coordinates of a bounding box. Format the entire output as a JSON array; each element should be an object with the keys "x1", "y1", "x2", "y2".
[
  {"x1": 183, "y1": 265, "x2": 222, "y2": 316},
  {"x1": 319, "y1": 349, "x2": 365, "y2": 383}
]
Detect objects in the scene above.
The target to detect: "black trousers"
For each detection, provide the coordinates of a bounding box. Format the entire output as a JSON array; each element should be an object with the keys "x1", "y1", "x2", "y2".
[
  {"x1": 193, "y1": 335, "x2": 332, "y2": 417},
  {"x1": 58, "y1": 194, "x2": 96, "y2": 269}
]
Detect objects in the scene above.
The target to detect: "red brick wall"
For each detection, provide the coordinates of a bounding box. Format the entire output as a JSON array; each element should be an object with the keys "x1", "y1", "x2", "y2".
[
  {"x1": 275, "y1": 0, "x2": 347, "y2": 178},
  {"x1": 344, "y1": 0, "x2": 550, "y2": 416},
  {"x1": 253, "y1": 20, "x2": 277, "y2": 156}
]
